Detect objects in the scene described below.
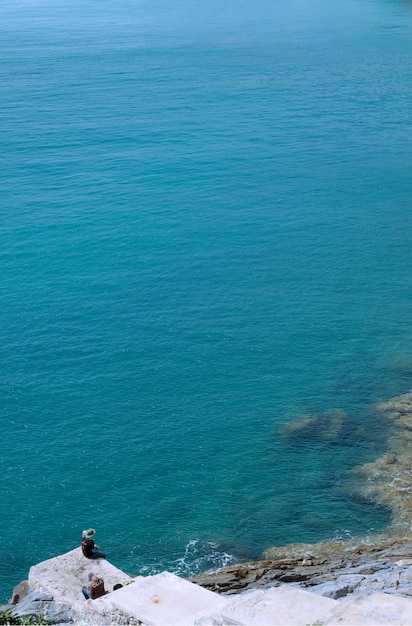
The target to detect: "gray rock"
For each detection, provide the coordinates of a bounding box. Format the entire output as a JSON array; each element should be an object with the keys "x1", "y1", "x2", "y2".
[
  {"x1": 400, "y1": 565, "x2": 412, "y2": 582},
  {"x1": 46, "y1": 602, "x2": 76, "y2": 624},
  {"x1": 9, "y1": 588, "x2": 75, "y2": 625},
  {"x1": 341, "y1": 562, "x2": 388, "y2": 576},
  {"x1": 10, "y1": 580, "x2": 31, "y2": 605},
  {"x1": 309, "y1": 574, "x2": 365, "y2": 599},
  {"x1": 12, "y1": 588, "x2": 54, "y2": 615}
]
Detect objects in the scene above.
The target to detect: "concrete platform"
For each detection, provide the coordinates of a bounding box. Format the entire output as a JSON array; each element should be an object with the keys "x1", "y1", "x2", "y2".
[
  {"x1": 87, "y1": 581, "x2": 143, "y2": 616},
  {"x1": 324, "y1": 591, "x2": 412, "y2": 625},
  {"x1": 219, "y1": 584, "x2": 338, "y2": 626},
  {"x1": 109, "y1": 571, "x2": 229, "y2": 626},
  {"x1": 28, "y1": 547, "x2": 133, "y2": 611},
  {"x1": 25, "y1": 549, "x2": 412, "y2": 626}
]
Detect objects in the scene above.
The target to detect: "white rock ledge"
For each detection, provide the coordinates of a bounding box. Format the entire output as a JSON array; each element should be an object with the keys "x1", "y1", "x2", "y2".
[{"x1": 6, "y1": 546, "x2": 412, "y2": 625}]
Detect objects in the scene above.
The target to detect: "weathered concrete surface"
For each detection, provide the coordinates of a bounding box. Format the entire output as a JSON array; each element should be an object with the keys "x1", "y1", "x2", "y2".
[
  {"x1": 218, "y1": 585, "x2": 337, "y2": 625},
  {"x1": 29, "y1": 547, "x2": 133, "y2": 612},
  {"x1": 6, "y1": 544, "x2": 412, "y2": 625},
  {"x1": 110, "y1": 571, "x2": 229, "y2": 626},
  {"x1": 10, "y1": 547, "x2": 137, "y2": 623},
  {"x1": 323, "y1": 591, "x2": 412, "y2": 625}
]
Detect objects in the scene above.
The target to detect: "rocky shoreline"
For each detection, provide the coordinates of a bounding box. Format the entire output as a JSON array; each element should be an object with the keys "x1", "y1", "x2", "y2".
[
  {"x1": 190, "y1": 392, "x2": 412, "y2": 599},
  {"x1": 188, "y1": 391, "x2": 412, "y2": 609},
  {"x1": 190, "y1": 535, "x2": 412, "y2": 599},
  {"x1": 5, "y1": 537, "x2": 412, "y2": 624},
  {"x1": 4, "y1": 391, "x2": 412, "y2": 624}
]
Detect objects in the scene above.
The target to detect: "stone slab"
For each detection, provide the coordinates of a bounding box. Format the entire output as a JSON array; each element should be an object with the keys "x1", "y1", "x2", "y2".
[
  {"x1": 110, "y1": 571, "x2": 229, "y2": 626},
  {"x1": 220, "y1": 584, "x2": 338, "y2": 625},
  {"x1": 28, "y1": 547, "x2": 133, "y2": 611},
  {"x1": 88, "y1": 577, "x2": 145, "y2": 617},
  {"x1": 324, "y1": 591, "x2": 412, "y2": 625}
]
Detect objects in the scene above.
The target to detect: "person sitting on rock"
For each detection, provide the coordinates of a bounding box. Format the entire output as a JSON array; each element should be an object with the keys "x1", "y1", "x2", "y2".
[
  {"x1": 82, "y1": 573, "x2": 107, "y2": 600},
  {"x1": 81, "y1": 528, "x2": 106, "y2": 559}
]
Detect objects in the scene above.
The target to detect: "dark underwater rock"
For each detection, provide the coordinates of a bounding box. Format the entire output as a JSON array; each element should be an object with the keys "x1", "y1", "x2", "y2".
[{"x1": 282, "y1": 409, "x2": 349, "y2": 444}]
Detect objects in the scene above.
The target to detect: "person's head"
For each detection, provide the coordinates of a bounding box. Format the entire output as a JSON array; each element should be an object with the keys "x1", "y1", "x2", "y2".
[
  {"x1": 82, "y1": 528, "x2": 96, "y2": 539},
  {"x1": 88, "y1": 573, "x2": 98, "y2": 581}
]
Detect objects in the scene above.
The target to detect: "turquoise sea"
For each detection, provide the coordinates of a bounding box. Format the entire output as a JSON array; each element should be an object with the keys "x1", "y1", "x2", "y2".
[{"x1": 1, "y1": 0, "x2": 412, "y2": 600}]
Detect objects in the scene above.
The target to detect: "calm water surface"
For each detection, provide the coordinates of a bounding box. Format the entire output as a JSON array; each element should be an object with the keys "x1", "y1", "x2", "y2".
[{"x1": 0, "y1": 0, "x2": 411, "y2": 599}]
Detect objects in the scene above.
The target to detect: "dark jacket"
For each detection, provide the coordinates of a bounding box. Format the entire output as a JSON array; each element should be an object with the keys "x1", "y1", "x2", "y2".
[{"x1": 81, "y1": 537, "x2": 95, "y2": 558}]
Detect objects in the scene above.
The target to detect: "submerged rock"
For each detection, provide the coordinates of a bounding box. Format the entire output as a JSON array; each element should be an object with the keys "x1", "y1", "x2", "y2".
[
  {"x1": 282, "y1": 409, "x2": 349, "y2": 444},
  {"x1": 389, "y1": 356, "x2": 412, "y2": 378},
  {"x1": 7, "y1": 390, "x2": 412, "y2": 623},
  {"x1": 319, "y1": 409, "x2": 349, "y2": 441},
  {"x1": 282, "y1": 415, "x2": 320, "y2": 441},
  {"x1": 375, "y1": 392, "x2": 412, "y2": 420},
  {"x1": 350, "y1": 392, "x2": 412, "y2": 530},
  {"x1": 233, "y1": 391, "x2": 412, "y2": 602}
]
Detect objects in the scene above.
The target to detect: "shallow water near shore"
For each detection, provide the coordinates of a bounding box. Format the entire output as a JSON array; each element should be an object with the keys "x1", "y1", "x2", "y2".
[{"x1": 1, "y1": 0, "x2": 412, "y2": 601}]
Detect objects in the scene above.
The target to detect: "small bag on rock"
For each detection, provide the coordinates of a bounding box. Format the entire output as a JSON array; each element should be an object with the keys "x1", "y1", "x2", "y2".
[{"x1": 91, "y1": 578, "x2": 106, "y2": 598}]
